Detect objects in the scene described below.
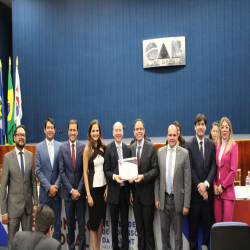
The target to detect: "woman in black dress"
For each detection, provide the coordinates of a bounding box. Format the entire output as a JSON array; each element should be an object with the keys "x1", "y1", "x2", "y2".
[{"x1": 83, "y1": 120, "x2": 108, "y2": 250}]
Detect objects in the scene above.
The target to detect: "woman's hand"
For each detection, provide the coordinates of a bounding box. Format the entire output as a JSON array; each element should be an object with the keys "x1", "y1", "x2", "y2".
[
  {"x1": 218, "y1": 184, "x2": 224, "y2": 194},
  {"x1": 214, "y1": 185, "x2": 220, "y2": 195},
  {"x1": 87, "y1": 194, "x2": 94, "y2": 207},
  {"x1": 104, "y1": 185, "x2": 108, "y2": 202}
]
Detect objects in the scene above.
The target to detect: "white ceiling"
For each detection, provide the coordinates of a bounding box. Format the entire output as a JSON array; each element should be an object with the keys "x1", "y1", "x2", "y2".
[{"x1": 0, "y1": 0, "x2": 12, "y2": 8}]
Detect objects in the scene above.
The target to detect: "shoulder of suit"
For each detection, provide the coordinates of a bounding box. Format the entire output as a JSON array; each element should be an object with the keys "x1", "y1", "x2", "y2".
[
  {"x1": 158, "y1": 145, "x2": 167, "y2": 153},
  {"x1": 186, "y1": 136, "x2": 195, "y2": 144},
  {"x1": 177, "y1": 145, "x2": 188, "y2": 154},
  {"x1": 54, "y1": 140, "x2": 61, "y2": 145},
  {"x1": 15, "y1": 231, "x2": 32, "y2": 238},
  {"x1": 106, "y1": 141, "x2": 114, "y2": 148},
  {"x1": 144, "y1": 139, "x2": 155, "y2": 147},
  {"x1": 24, "y1": 148, "x2": 33, "y2": 155},
  {"x1": 122, "y1": 142, "x2": 130, "y2": 148},
  {"x1": 36, "y1": 140, "x2": 45, "y2": 148},
  {"x1": 77, "y1": 140, "x2": 85, "y2": 147}
]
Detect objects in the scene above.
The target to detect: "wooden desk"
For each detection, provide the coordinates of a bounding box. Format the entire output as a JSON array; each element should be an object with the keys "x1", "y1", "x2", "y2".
[{"x1": 232, "y1": 200, "x2": 250, "y2": 226}]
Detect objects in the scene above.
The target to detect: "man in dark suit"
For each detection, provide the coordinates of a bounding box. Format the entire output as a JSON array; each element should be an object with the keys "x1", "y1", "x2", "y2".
[
  {"x1": 130, "y1": 119, "x2": 159, "y2": 250},
  {"x1": 185, "y1": 114, "x2": 217, "y2": 250},
  {"x1": 35, "y1": 118, "x2": 61, "y2": 242},
  {"x1": 10, "y1": 205, "x2": 61, "y2": 250},
  {"x1": 104, "y1": 122, "x2": 132, "y2": 250},
  {"x1": 0, "y1": 125, "x2": 38, "y2": 247},
  {"x1": 59, "y1": 119, "x2": 86, "y2": 250},
  {"x1": 155, "y1": 125, "x2": 191, "y2": 250}
]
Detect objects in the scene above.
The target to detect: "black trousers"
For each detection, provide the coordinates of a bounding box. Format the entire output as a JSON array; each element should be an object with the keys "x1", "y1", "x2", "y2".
[
  {"x1": 133, "y1": 197, "x2": 155, "y2": 250},
  {"x1": 109, "y1": 187, "x2": 129, "y2": 250},
  {"x1": 189, "y1": 201, "x2": 213, "y2": 250}
]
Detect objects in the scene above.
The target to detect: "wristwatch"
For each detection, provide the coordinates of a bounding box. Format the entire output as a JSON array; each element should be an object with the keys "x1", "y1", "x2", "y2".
[{"x1": 221, "y1": 183, "x2": 225, "y2": 190}]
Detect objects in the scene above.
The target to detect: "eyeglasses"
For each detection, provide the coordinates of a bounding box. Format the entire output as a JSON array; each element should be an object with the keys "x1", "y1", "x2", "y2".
[
  {"x1": 15, "y1": 133, "x2": 26, "y2": 138},
  {"x1": 220, "y1": 126, "x2": 230, "y2": 130}
]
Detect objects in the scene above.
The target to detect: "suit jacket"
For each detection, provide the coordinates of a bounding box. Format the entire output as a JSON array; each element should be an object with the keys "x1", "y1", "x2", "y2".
[
  {"x1": 104, "y1": 141, "x2": 131, "y2": 204},
  {"x1": 59, "y1": 140, "x2": 86, "y2": 201},
  {"x1": 213, "y1": 141, "x2": 238, "y2": 200},
  {"x1": 185, "y1": 137, "x2": 217, "y2": 203},
  {"x1": 35, "y1": 139, "x2": 61, "y2": 202},
  {"x1": 155, "y1": 145, "x2": 191, "y2": 213},
  {"x1": 10, "y1": 231, "x2": 61, "y2": 250},
  {"x1": 131, "y1": 140, "x2": 159, "y2": 205},
  {"x1": 0, "y1": 148, "x2": 38, "y2": 218}
]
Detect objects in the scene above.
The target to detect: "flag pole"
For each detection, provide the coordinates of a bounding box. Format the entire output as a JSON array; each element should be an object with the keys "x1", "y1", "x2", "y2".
[
  {"x1": 0, "y1": 59, "x2": 7, "y2": 145},
  {"x1": 7, "y1": 57, "x2": 11, "y2": 145}
]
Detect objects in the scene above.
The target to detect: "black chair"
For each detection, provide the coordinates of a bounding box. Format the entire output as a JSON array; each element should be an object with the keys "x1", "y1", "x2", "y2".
[{"x1": 210, "y1": 222, "x2": 250, "y2": 250}]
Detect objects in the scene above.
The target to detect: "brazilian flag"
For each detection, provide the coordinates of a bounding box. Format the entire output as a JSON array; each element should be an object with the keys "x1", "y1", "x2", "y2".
[{"x1": 7, "y1": 66, "x2": 15, "y2": 145}]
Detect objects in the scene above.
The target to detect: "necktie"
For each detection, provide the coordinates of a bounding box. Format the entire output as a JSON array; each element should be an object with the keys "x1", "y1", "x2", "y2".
[
  {"x1": 19, "y1": 152, "x2": 25, "y2": 178},
  {"x1": 72, "y1": 144, "x2": 75, "y2": 169},
  {"x1": 118, "y1": 146, "x2": 124, "y2": 186},
  {"x1": 49, "y1": 142, "x2": 53, "y2": 167},
  {"x1": 200, "y1": 141, "x2": 204, "y2": 162},
  {"x1": 137, "y1": 146, "x2": 141, "y2": 166},
  {"x1": 118, "y1": 146, "x2": 122, "y2": 160},
  {"x1": 167, "y1": 149, "x2": 173, "y2": 194}
]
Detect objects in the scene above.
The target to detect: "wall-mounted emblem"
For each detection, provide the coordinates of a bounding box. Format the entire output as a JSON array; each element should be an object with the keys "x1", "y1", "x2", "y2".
[{"x1": 143, "y1": 36, "x2": 186, "y2": 68}]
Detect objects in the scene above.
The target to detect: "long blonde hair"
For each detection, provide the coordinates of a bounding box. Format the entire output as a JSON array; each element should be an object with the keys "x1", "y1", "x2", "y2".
[
  {"x1": 87, "y1": 120, "x2": 105, "y2": 158},
  {"x1": 217, "y1": 117, "x2": 234, "y2": 154}
]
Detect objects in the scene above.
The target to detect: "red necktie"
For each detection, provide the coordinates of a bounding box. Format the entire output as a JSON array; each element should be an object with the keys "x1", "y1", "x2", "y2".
[{"x1": 72, "y1": 144, "x2": 75, "y2": 169}]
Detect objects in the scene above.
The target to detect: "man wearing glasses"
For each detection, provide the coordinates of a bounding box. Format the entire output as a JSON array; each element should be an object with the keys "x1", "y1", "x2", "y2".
[{"x1": 0, "y1": 125, "x2": 38, "y2": 247}]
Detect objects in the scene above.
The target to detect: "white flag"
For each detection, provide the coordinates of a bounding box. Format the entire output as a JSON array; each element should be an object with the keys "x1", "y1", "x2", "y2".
[{"x1": 14, "y1": 65, "x2": 22, "y2": 126}]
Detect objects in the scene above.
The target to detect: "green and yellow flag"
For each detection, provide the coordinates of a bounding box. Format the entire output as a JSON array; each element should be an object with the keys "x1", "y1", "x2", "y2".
[{"x1": 7, "y1": 61, "x2": 15, "y2": 145}]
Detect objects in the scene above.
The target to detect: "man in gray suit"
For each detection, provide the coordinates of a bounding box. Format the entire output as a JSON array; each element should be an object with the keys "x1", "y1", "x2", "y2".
[
  {"x1": 0, "y1": 125, "x2": 38, "y2": 247},
  {"x1": 35, "y1": 118, "x2": 61, "y2": 242},
  {"x1": 10, "y1": 205, "x2": 61, "y2": 250},
  {"x1": 155, "y1": 125, "x2": 191, "y2": 250}
]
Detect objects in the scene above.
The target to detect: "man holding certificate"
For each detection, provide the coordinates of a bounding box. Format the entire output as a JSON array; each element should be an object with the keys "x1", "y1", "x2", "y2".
[
  {"x1": 104, "y1": 122, "x2": 131, "y2": 250},
  {"x1": 130, "y1": 119, "x2": 159, "y2": 250}
]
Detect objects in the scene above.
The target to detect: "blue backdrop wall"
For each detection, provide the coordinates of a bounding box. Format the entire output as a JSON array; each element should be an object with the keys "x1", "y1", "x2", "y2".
[
  {"x1": 0, "y1": 2, "x2": 12, "y2": 108},
  {"x1": 12, "y1": 0, "x2": 250, "y2": 143}
]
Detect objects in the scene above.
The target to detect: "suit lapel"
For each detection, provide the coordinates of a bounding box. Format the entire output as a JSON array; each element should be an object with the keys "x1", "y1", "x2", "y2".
[
  {"x1": 42, "y1": 140, "x2": 52, "y2": 168},
  {"x1": 54, "y1": 141, "x2": 60, "y2": 167},
  {"x1": 194, "y1": 137, "x2": 203, "y2": 164},
  {"x1": 174, "y1": 145, "x2": 180, "y2": 177},
  {"x1": 162, "y1": 146, "x2": 167, "y2": 181},
  {"x1": 67, "y1": 141, "x2": 74, "y2": 171},
  {"x1": 12, "y1": 149, "x2": 23, "y2": 179},
  {"x1": 216, "y1": 143, "x2": 225, "y2": 167},
  {"x1": 112, "y1": 141, "x2": 119, "y2": 161},
  {"x1": 139, "y1": 140, "x2": 147, "y2": 168},
  {"x1": 131, "y1": 143, "x2": 136, "y2": 157},
  {"x1": 204, "y1": 138, "x2": 209, "y2": 165}
]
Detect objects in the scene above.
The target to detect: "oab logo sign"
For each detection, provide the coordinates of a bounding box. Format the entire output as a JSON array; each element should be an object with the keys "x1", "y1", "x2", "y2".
[{"x1": 143, "y1": 37, "x2": 186, "y2": 68}]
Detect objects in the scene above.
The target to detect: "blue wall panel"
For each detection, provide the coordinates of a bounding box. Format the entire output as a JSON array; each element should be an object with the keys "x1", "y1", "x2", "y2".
[
  {"x1": 12, "y1": 0, "x2": 250, "y2": 142},
  {"x1": 0, "y1": 2, "x2": 12, "y2": 109}
]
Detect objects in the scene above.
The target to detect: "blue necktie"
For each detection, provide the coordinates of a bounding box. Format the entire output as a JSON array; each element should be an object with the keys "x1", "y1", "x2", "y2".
[
  {"x1": 200, "y1": 141, "x2": 204, "y2": 162},
  {"x1": 118, "y1": 146, "x2": 122, "y2": 160},
  {"x1": 167, "y1": 149, "x2": 173, "y2": 194},
  {"x1": 19, "y1": 152, "x2": 25, "y2": 178},
  {"x1": 49, "y1": 142, "x2": 53, "y2": 167},
  {"x1": 118, "y1": 146, "x2": 124, "y2": 186}
]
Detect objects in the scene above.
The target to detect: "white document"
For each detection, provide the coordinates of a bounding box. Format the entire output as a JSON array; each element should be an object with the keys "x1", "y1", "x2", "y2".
[{"x1": 119, "y1": 157, "x2": 138, "y2": 180}]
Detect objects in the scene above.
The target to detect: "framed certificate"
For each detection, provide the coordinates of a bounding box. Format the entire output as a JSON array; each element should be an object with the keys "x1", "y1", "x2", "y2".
[{"x1": 118, "y1": 157, "x2": 138, "y2": 180}]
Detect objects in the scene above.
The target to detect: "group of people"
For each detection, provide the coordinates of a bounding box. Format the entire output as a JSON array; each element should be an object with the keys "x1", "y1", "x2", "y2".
[{"x1": 0, "y1": 114, "x2": 238, "y2": 250}]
